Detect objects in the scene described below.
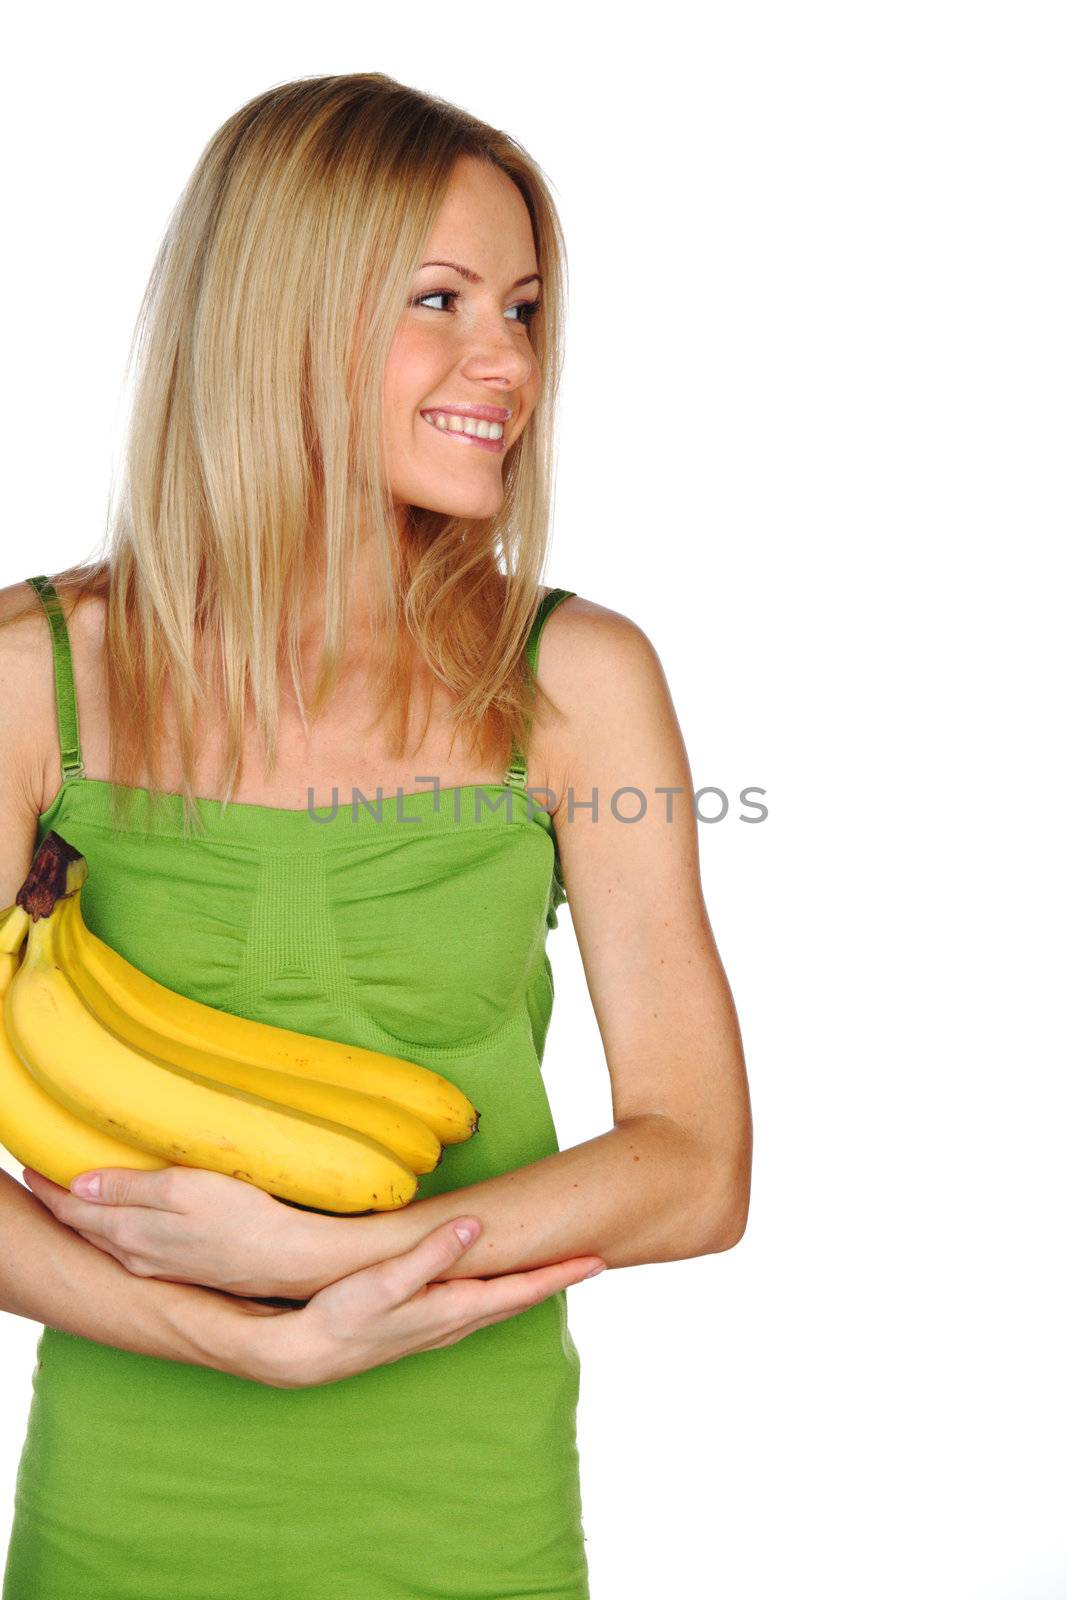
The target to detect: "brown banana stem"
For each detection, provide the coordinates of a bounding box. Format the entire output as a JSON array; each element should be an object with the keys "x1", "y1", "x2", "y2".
[{"x1": 16, "y1": 833, "x2": 86, "y2": 921}]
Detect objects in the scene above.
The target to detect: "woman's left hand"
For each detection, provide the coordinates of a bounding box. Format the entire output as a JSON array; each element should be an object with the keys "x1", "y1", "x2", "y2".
[{"x1": 20, "y1": 1164, "x2": 333, "y2": 1301}]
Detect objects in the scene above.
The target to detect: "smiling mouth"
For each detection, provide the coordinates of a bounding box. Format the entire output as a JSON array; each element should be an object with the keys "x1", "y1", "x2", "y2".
[{"x1": 420, "y1": 412, "x2": 506, "y2": 454}]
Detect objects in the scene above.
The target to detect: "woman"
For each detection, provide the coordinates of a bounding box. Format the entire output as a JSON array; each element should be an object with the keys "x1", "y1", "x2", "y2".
[{"x1": 0, "y1": 73, "x2": 752, "y2": 1598}]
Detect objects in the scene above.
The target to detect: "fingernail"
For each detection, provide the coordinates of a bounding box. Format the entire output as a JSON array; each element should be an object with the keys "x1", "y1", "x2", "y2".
[
  {"x1": 454, "y1": 1223, "x2": 477, "y2": 1245},
  {"x1": 72, "y1": 1175, "x2": 101, "y2": 1198},
  {"x1": 582, "y1": 1264, "x2": 606, "y2": 1279}
]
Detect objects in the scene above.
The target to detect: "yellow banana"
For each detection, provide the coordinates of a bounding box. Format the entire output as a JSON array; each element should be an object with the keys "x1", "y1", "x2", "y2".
[
  {"x1": 54, "y1": 907, "x2": 442, "y2": 1175},
  {"x1": 61, "y1": 877, "x2": 480, "y2": 1145},
  {"x1": 0, "y1": 906, "x2": 168, "y2": 1186},
  {"x1": 5, "y1": 889, "x2": 418, "y2": 1214},
  {"x1": 0, "y1": 902, "x2": 30, "y2": 954}
]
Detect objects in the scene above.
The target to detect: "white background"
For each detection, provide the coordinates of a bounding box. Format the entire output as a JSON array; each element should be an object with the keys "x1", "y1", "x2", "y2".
[{"x1": 2, "y1": 3, "x2": 1065, "y2": 1596}]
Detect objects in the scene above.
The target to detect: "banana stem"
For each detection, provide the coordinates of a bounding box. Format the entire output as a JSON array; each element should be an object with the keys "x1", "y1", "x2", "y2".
[{"x1": 15, "y1": 832, "x2": 87, "y2": 922}]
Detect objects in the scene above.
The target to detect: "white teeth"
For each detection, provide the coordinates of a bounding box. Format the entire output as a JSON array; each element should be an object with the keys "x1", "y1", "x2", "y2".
[{"x1": 423, "y1": 411, "x2": 504, "y2": 441}]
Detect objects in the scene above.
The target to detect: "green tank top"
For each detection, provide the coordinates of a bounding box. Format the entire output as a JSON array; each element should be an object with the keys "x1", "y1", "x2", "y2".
[{"x1": 3, "y1": 577, "x2": 588, "y2": 1600}]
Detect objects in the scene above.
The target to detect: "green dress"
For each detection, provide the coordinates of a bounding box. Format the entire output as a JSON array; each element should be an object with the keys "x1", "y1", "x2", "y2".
[{"x1": 3, "y1": 577, "x2": 587, "y2": 1600}]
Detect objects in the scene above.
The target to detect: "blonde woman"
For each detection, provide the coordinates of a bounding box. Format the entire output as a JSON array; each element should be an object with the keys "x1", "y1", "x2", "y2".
[{"x1": 0, "y1": 74, "x2": 751, "y2": 1599}]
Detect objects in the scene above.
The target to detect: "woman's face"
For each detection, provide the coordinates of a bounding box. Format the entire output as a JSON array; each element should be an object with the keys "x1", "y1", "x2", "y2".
[{"x1": 382, "y1": 155, "x2": 543, "y2": 520}]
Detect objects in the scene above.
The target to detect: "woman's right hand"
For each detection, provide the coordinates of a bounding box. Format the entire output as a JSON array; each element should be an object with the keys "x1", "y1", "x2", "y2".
[{"x1": 238, "y1": 1215, "x2": 605, "y2": 1389}]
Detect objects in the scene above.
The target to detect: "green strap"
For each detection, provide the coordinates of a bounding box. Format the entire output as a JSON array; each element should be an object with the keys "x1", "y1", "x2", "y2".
[
  {"x1": 25, "y1": 575, "x2": 85, "y2": 782},
  {"x1": 503, "y1": 588, "x2": 576, "y2": 793}
]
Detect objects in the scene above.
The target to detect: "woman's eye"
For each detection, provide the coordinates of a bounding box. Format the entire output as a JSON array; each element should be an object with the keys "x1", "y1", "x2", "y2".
[
  {"x1": 506, "y1": 299, "x2": 542, "y2": 327},
  {"x1": 413, "y1": 290, "x2": 457, "y2": 313},
  {"x1": 411, "y1": 290, "x2": 541, "y2": 328}
]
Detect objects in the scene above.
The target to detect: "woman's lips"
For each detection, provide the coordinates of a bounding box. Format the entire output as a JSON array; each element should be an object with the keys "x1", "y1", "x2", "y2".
[{"x1": 420, "y1": 414, "x2": 505, "y2": 453}]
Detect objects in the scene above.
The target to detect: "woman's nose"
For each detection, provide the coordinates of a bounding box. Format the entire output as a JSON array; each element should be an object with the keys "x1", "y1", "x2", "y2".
[{"x1": 461, "y1": 326, "x2": 535, "y2": 389}]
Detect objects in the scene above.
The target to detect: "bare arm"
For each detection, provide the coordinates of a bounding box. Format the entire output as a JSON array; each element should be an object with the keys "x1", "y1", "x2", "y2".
[
  {"x1": 302, "y1": 1115, "x2": 734, "y2": 1292},
  {"x1": 295, "y1": 599, "x2": 753, "y2": 1291},
  {"x1": 0, "y1": 1166, "x2": 279, "y2": 1373},
  {"x1": 0, "y1": 582, "x2": 273, "y2": 1381}
]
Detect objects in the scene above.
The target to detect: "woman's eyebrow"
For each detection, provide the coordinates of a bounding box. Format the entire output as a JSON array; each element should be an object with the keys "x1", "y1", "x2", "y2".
[{"x1": 418, "y1": 260, "x2": 543, "y2": 291}]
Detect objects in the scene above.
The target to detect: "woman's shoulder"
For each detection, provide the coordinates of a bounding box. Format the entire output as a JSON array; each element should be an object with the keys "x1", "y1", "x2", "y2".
[
  {"x1": 537, "y1": 589, "x2": 664, "y2": 694},
  {"x1": 0, "y1": 575, "x2": 107, "y2": 649},
  {"x1": 535, "y1": 588, "x2": 670, "y2": 777},
  {"x1": 0, "y1": 579, "x2": 65, "y2": 818},
  {"x1": 0, "y1": 578, "x2": 106, "y2": 815}
]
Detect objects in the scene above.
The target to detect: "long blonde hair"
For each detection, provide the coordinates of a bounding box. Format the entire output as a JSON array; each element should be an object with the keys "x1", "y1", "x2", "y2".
[{"x1": 12, "y1": 73, "x2": 567, "y2": 835}]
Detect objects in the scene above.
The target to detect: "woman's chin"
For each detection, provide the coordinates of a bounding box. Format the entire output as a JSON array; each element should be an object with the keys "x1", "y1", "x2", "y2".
[{"x1": 408, "y1": 487, "x2": 504, "y2": 520}]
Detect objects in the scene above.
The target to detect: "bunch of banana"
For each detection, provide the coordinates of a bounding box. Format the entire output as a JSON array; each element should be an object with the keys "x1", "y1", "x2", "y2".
[
  {"x1": 0, "y1": 831, "x2": 480, "y2": 1214},
  {"x1": 1, "y1": 899, "x2": 171, "y2": 1185}
]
